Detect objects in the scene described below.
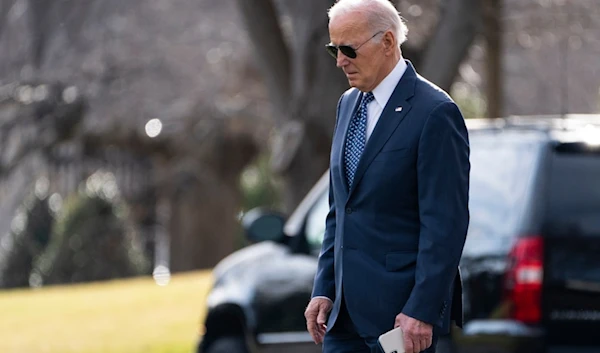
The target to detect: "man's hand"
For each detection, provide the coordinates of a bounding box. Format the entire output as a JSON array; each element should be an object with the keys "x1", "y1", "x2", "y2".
[
  {"x1": 394, "y1": 313, "x2": 433, "y2": 353},
  {"x1": 304, "y1": 297, "x2": 333, "y2": 344}
]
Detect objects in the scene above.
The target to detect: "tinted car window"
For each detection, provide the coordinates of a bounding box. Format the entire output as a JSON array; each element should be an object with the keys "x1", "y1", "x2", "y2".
[
  {"x1": 305, "y1": 190, "x2": 328, "y2": 252},
  {"x1": 545, "y1": 145, "x2": 600, "y2": 235},
  {"x1": 544, "y1": 144, "x2": 600, "y2": 283},
  {"x1": 462, "y1": 133, "x2": 544, "y2": 257}
]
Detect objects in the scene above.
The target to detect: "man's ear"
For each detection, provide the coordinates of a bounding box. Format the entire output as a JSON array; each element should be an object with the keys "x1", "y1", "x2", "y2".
[{"x1": 383, "y1": 31, "x2": 396, "y2": 56}]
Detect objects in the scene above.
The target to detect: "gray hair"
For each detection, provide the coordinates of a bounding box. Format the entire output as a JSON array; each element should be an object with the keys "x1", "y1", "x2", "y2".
[{"x1": 328, "y1": 0, "x2": 408, "y2": 46}]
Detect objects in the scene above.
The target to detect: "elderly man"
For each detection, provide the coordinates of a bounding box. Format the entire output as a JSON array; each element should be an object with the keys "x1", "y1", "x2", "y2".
[{"x1": 304, "y1": 1, "x2": 470, "y2": 352}]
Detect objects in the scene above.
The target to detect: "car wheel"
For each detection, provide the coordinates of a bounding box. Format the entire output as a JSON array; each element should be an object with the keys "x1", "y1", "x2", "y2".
[{"x1": 205, "y1": 336, "x2": 250, "y2": 353}]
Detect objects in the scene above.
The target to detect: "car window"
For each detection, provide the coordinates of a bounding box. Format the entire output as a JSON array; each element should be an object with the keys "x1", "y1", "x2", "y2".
[
  {"x1": 545, "y1": 145, "x2": 600, "y2": 236},
  {"x1": 462, "y1": 133, "x2": 544, "y2": 257},
  {"x1": 304, "y1": 189, "x2": 329, "y2": 252},
  {"x1": 544, "y1": 144, "x2": 600, "y2": 282}
]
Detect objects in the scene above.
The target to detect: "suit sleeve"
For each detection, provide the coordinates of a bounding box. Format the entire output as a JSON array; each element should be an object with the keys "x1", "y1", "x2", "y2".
[
  {"x1": 402, "y1": 101, "x2": 470, "y2": 327},
  {"x1": 311, "y1": 171, "x2": 336, "y2": 300},
  {"x1": 311, "y1": 94, "x2": 345, "y2": 301}
]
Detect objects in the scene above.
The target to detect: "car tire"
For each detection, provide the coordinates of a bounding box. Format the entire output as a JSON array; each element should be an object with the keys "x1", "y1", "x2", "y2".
[{"x1": 205, "y1": 336, "x2": 250, "y2": 353}]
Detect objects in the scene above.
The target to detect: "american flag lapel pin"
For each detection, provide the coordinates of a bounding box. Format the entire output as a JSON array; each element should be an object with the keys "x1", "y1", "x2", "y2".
[{"x1": 395, "y1": 106, "x2": 403, "y2": 112}]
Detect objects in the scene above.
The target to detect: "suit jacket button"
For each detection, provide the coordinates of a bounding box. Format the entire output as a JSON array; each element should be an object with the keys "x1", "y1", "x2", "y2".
[{"x1": 345, "y1": 207, "x2": 352, "y2": 214}]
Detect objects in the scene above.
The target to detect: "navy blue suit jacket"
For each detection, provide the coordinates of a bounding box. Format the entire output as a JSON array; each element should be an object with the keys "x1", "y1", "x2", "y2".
[{"x1": 312, "y1": 60, "x2": 470, "y2": 338}]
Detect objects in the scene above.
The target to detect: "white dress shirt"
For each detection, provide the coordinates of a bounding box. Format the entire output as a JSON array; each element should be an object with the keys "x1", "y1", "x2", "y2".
[{"x1": 366, "y1": 58, "x2": 407, "y2": 142}]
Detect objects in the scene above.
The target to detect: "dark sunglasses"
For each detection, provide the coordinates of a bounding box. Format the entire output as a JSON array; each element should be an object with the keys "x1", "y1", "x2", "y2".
[{"x1": 325, "y1": 31, "x2": 384, "y2": 59}]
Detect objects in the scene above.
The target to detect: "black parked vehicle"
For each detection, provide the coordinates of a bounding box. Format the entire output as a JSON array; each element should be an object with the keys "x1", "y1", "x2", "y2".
[
  {"x1": 457, "y1": 115, "x2": 600, "y2": 353},
  {"x1": 198, "y1": 115, "x2": 600, "y2": 353}
]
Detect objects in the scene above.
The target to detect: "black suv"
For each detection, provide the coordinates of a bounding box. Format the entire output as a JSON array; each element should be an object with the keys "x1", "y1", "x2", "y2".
[{"x1": 198, "y1": 115, "x2": 600, "y2": 353}]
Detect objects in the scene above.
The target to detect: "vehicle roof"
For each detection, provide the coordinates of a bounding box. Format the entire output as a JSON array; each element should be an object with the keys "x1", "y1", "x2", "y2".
[{"x1": 467, "y1": 114, "x2": 600, "y2": 145}]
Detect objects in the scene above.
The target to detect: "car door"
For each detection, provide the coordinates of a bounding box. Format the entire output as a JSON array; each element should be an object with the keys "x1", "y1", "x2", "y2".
[{"x1": 541, "y1": 141, "x2": 600, "y2": 347}]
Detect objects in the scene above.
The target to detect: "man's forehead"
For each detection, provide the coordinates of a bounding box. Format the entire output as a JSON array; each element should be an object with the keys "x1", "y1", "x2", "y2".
[{"x1": 329, "y1": 14, "x2": 368, "y2": 43}]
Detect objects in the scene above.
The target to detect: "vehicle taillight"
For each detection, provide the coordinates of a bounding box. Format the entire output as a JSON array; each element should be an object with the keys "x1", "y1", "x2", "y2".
[{"x1": 504, "y1": 236, "x2": 544, "y2": 324}]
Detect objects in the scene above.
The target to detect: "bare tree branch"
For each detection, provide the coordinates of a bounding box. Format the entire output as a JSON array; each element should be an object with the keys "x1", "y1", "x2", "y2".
[
  {"x1": 234, "y1": 0, "x2": 291, "y2": 117},
  {"x1": 484, "y1": 0, "x2": 503, "y2": 119},
  {"x1": 0, "y1": 83, "x2": 86, "y2": 178},
  {"x1": 27, "y1": 0, "x2": 54, "y2": 68},
  {"x1": 419, "y1": 0, "x2": 482, "y2": 91},
  {"x1": 0, "y1": 0, "x2": 18, "y2": 39}
]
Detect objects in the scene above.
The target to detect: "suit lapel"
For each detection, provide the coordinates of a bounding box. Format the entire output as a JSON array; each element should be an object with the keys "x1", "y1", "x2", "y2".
[
  {"x1": 337, "y1": 89, "x2": 362, "y2": 192},
  {"x1": 347, "y1": 61, "x2": 417, "y2": 198}
]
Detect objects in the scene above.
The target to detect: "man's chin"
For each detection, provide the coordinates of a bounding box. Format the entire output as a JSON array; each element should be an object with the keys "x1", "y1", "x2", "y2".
[{"x1": 346, "y1": 77, "x2": 360, "y2": 88}]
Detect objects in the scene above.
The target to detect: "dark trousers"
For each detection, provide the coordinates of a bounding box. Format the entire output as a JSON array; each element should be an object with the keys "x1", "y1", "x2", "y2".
[{"x1": 323, "y1": 295, "x2": 438, "y2": 353}]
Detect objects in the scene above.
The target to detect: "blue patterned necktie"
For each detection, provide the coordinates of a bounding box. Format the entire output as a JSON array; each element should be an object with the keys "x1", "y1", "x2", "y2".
[{"x1": 344, "y1": 92, "x2": 374, "y2": 187}]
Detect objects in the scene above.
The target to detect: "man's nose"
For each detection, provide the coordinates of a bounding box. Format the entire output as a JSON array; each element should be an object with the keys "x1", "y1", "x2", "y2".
[{"x1": 336, "y1": 52, "x2": 349, "y2": 68}]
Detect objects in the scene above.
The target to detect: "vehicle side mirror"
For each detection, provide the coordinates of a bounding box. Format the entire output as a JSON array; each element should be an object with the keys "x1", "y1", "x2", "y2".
[{"x1": 241, "y1": 208, "x2": 286, "y2": 243}]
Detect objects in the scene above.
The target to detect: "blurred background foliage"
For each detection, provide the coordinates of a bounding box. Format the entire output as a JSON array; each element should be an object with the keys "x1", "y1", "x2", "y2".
[
  {"x1": 31, "y1": 171, "x2": 150, "y2": 286},
  {"x1": 0, "y1": 187, "x2": 53, "y2": 288},
  {"x1": 0, "y1": 171, "x2": 150, "y2": 289},
  {"x1": 240, "y1": 154, "x2": 282, "y2": 213}
]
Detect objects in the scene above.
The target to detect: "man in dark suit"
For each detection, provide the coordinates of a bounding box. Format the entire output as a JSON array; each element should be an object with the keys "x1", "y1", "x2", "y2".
[{"x1": 304, "y1": 1, "x2": 470, "y2": 352}]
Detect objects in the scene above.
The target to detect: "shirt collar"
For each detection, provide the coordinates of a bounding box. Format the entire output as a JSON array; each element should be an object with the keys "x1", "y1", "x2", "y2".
[{"x1": 371, "y1": 58, "x2": 407, "y2": 109}]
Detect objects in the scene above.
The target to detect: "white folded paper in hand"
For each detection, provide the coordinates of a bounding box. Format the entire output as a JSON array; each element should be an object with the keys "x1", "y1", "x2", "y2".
[{"x1": 378, "y1": 326, "x2": 405, "y2": 353}]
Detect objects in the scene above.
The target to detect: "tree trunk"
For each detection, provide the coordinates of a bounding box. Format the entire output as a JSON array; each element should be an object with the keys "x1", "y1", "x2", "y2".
[
  {"x1": 235, "y1": 0, "x2": 291, "y2": 120},
  {"x1": 0, "y1": 0, "x2": 17, "y2": 39},
  {"x1": 419, "y1": 0, "x2": 482, "y2": 92},
  {"x1": 167, "y1": 168, "x2": 241, "y2": 271},
  {"x1": 274, "y1": 0, "x2": 349, "y2": 212},
  {"x1": 235, "y1": 0, "x2": 347, "y2": 212},
  {"x1": 164, "y1": 123, "x2": 258, "y2": 271},
  {"x1": 484, "y1": 0, "x2": 503, "y2": 119}
]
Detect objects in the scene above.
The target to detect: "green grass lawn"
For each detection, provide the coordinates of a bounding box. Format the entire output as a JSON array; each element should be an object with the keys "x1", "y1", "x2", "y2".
[{"x1": 0, "y1": 270, "x2": 213, "y2": 353}]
